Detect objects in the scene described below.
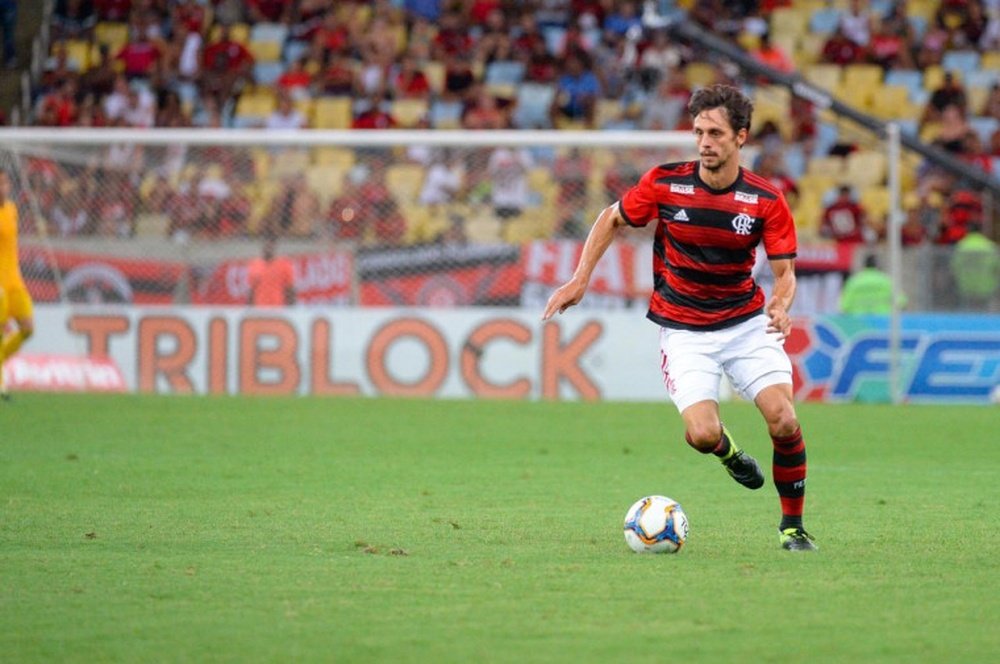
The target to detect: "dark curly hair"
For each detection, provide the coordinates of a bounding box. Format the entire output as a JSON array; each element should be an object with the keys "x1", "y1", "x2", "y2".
[{"x1": 687, "y1": 84, "x2": 754, "y2": 134}]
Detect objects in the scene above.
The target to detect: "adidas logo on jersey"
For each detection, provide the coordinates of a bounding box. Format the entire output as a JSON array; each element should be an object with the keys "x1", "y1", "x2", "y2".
[{"x1": 673, "y1": 209, "x2": 690, "y2": 222}]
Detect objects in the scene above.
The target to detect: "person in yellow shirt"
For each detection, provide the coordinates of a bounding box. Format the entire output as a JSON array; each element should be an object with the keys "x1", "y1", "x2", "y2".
[{"x1": 0, "y1": 170, "x2": 33, "y2": 399}]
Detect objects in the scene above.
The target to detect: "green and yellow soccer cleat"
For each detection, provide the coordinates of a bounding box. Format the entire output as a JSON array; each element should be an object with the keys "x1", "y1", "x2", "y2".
[
  {"x1": 719, "y1": 427, "x2": 764, "y2": 490},
  {"x1": 780, "y1": 527, "x2": 818, "y2": 551}
]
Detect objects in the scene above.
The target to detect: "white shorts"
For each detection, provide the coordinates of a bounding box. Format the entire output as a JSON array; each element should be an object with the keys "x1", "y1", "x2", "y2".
[{"x1": 659, "y1": 314, "x2": 792, "y2": 413}]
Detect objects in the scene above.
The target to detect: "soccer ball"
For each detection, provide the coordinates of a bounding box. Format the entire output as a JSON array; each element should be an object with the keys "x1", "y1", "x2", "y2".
[{"x1": 623, "y1": 495, "x2": 689, "y2": 554}]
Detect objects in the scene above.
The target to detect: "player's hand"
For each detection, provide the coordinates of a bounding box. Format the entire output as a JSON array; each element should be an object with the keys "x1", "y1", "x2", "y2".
[
  {"x1": 766, "y1": 297, "x2": 791, "y2": 340},
  {"x1": 542, "y1": 278, "x2": 587, "y2": 320}
]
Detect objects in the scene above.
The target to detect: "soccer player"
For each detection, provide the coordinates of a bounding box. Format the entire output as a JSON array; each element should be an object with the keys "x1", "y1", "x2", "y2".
[
  {"x1": 247, "y1": 237, "x2": 296, "y2": 307},
  {"x1": 543, "y1": 84, "x2": 816, "y2": 551},
  {"x1": 0, "y1": 169, "x2": 33, "y2": 400}
]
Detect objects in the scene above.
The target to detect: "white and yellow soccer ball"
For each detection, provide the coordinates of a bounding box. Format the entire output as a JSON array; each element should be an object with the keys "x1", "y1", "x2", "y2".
[{"x1": 623, "y1": 495, "x2": 689, "y2": 554}]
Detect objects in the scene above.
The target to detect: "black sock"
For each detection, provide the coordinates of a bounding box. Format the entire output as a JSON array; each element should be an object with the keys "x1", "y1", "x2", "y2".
[
  {"x1": 780, "y1": 515, "x2": 803, "y2": 531},
  {"x1": 711, "y1": 428, "x2": 732, "y2": 458}
]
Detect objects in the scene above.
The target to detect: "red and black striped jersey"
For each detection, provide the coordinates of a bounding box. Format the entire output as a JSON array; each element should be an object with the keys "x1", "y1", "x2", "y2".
[{"x1": 618, "y1": 160, "x2": 797, "y2": 330}]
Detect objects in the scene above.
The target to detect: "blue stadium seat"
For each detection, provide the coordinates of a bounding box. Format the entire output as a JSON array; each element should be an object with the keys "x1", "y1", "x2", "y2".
[
  {"x1": 884, "y1": 70, "x2": 924, "y2": 101},
  {"x1": 966, "y1": 70, "x2": 1000, "y2": 90},
  {"x1": 429, "y1": 100, "x2": 464, "y2": 128},
  {"x1": 969, "y1": 117, "x2": 999, "y2": 145},
  {"x1": 283, "y1": 40, "x2": 310, "y2": 65},
  {"x1": 250, "y1": 22, "x2": 289, "y2": 44},
  {"x1": 543, "y1": 26, "x2": 565, "y2": 55},
  {"x1": 813, "y1": 122, "x2": 839, "y2": 158},
  {"x1": 254, "y1": 61, "x2": 285, "y2": 86},
  {"x1": 896, "y1": 119, "x2": 919, "y2": 137},
  {"x1": 783, "y1": 144, "x2": 807, "y2": 181},
  {"x1": 513, "y1": 83, "x2": 556, "y2": 129},
  {"x1": 485, "y1": 61, "x2": 526, "y2": 86},
  {"x1": 908, "y1": 15, "x2": 928, "y2": 39},
  {"x1": 809, "y1": 9, "x2": 842, "y2": 34},
  {"x1": 941, "y1": 51, "x2": 981, "y2": 77}
]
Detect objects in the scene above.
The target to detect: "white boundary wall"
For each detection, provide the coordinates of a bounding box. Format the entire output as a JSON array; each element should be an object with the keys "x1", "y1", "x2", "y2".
[{"x1": 26, "y1": 304, "x2": 676, "y2": 401}]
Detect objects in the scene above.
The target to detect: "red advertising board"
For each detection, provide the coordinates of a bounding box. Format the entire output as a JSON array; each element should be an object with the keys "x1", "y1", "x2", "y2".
[{"x1": 193, "y1": 251, "x2": 354, "y2": 305}]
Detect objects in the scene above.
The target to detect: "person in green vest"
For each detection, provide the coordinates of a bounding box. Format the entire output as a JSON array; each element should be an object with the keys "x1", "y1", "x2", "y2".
[
  {"x1": 839, "y1": 254, "x2": 905, "y2": 314},
  {"x1": 950, "y1": 223, "x2": 999, "y2": 310}
]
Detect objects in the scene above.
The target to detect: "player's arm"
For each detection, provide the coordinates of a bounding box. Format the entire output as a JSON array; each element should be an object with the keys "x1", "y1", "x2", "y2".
[
  {"x1": 766, "y1": 257, "x2": 795, "y2": 339},
  {"x1": 542, "y1": 203, "x2": 627, "y2": 320}
]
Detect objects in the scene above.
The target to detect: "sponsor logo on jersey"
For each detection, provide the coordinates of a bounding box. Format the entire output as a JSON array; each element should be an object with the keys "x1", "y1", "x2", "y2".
[
  {"x1": 732, "y1": 213, "x2": 755, "y2": 235},
  {"x1": 670, "y1": 183, "x2": 695, "y2": 195},
  {"x1": 673, "y1": 209, "x2": 690, "y2": 222},
  {"x1": 734, "y1": 191, "x2": 759, "y2": 204}
]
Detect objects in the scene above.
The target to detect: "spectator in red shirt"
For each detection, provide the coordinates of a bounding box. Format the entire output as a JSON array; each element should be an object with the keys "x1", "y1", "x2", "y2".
[
  {"x1": 246, "y1": 0, "x2": 291, "y2": 24},
  {"x1": 937, "y1": 189, "x2": 982, "y2": 245},
  {"x1": 821, "y1": 25, "x2": 864, "y2": 65},
  {"x1": 352, "y1": 93, "x2": 397, "y2": 129},
  {"x1": 202, "y1": 24, "x2": 254, "y2": 101},
  {"x1": 867, "y1": 18, "x2": 914, "y2": 69},
  {"x1": 433, "y1": 11, "x2": 473, "y2": 59},
  {"x1": 821, "y1": 186, "x2": 872, "y2": 244},
  {"x1": 172, "y1": 0, "x2": 208, "y2": 34},
  {"x1": 752, "y1": 32, "x2": 795, "y2": 73},
  {"x1": 316, "y1": 52, "x2": 356, "y2": 96},
  {"x1": 95, "y1": 0, "x2": 130, "y2": 22},
  {"x1": 247, "y1": 239, "x2": 296, "y2": 307},
  {"x1": 116, "y1": 34, "x2": 160, "y2": 79},
  {"x1": 310, "y1": 9, "x2": 350, "y2": 61},
  {"x1": 276, "y1": 56, "x2": 313, "y2": 99},
  {"x1": 391, "y1": 55, "x2": 431, "y2": 99},
  {"x1": 39, "y1": 79, "x2": 80, "y2": 127}
]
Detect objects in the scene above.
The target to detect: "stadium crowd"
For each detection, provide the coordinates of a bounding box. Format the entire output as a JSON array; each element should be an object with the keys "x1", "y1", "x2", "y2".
[{"x1": 15, "y1": 0, "x2": 1000, "y2": 265}]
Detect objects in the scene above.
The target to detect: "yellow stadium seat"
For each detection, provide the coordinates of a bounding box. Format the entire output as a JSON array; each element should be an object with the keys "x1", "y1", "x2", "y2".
[
  {"x1": 923, "y1": 65, "x2": 952, "y2": 91},
  {"x1": 94, "y1": 22, "x2": 128, "y2": 50},
  {"x1": 844, "y1": 64, "x2": 883, "y2": 92},
  {"x1": 870, "y1": 85, "x2": 912, "y2": 120},
  {"x1": 135, "y1": 213, "x2": 170, "y2": 238},
  {"x1": 313, "y1": 147, "x2": 356, "y2": 170},
  {"x1": 794, "y1": 33, "x2": 826, "y2": 68},
  {"x1": 270, "y1": 149, "x2": 311, "y2": 180},
  {"x1": 313, "y1": 97, "x2": 353, "y2": 129},
  {"x1": 684, "y1": 62, "x2": 718, "y2": 88},
  {"x1": 981, "y1": 52, "x2": 1000, "y2": 71},
  {"x1": 860, "y1": 186, "x2": 891, "y2": 222},
  {"x1": 63, "y1": 39, "x2": 92, "y2": 72},
  {"x1": 391, "y1": 99, "x2": 429, "y2": 128},
  {"x1": 770, "y1": 7, "x2": 809, "y2": 38},
  {"x1": 248, "y1": 40, "x2": 282, "y2": 62},
  {"x1": 235, "y1": 92, "x2": 276, "y2": 119},
  {"x1": 845, "y1": 151, "x2": 888, "y2": 189},
  {"x1": 423, "y1": 61, "x2": 445, "y2": 94},
  {"x1": 806, "y1": 155, "x2": 846, "y2": 179},
  {"x1": 792, "y1": 191, "x2": 823, "y2": 236},
  {"x1": 386, "y1": 164, "x2": 425, "y2": 203},
  {"x1": 305, "y1": 164, "x2": 345, "y2": 206},
  {"x1": 211, "y1": 23, "x2": 250, "y2": 43},
  {"x1": 968, "y1": 86, "x2": 989, "y2": 116},
  {"x1": 464, "y1": 215, "x2": 502, "y2": 243},
  {"x1": 804, "y1": 64, "x2": 842, "y2": 92}
]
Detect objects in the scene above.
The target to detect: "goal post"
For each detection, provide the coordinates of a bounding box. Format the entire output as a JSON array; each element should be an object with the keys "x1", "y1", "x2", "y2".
[{"x1": 0, "y1": 128, "x2": 699, "y2": 308}]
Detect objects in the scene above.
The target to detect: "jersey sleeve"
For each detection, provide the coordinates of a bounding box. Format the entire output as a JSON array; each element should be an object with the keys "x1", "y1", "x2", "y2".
[
  {"x1": 616, "y1": 167, "x2": 659, "y2": 228},
  {"x1": 762, "y1": 192, "x2": 797, "y2": 259}
]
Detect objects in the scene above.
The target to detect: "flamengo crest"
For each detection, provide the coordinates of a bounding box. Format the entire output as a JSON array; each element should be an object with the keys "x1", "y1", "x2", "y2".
[{"x1": 732, "y1": 213, "x2": 755, "y2": 235}]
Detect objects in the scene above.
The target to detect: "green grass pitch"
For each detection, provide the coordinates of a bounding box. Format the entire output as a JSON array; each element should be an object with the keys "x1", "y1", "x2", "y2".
[{"x1": 2, "y1": 394, "x2": 998, "y2": 662}]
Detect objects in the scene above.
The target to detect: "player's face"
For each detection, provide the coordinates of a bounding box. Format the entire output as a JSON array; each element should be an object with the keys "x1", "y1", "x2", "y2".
[{"x1": 693, "y1": 108, "x2": 746, "y2": 173}]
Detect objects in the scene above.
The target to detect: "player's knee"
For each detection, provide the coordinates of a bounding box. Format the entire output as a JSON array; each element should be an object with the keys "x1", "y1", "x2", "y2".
[
  {"x1": 768, "y1": 411, "x2": 799, "y2": 439},
  {"x1": 685, "y1": 423, "x2": 722, "y2": 453},
  {"x1": 19, "y1": 321, "x2": 33, "y2": 338}
]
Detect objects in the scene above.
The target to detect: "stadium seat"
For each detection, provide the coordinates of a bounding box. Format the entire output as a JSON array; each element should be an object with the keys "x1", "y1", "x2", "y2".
[
  {"x1": 860, "y1": 186, "x2": 891, "y2": 223},
  {"x1": 594, "y1": 98, "x2": 625, "y2": 129},
  {"x1": 248, "y1": 41, "x2": 283, "y2": 63},
  {"x1": 807, "y1": 155, "x2": 846, "y2": 179},
  {"x1": 844, "y1": 64, "x2": 883, "y2": 92},
  {"x1": 235, "y1": 92, "x2": 276, "y2": 124},
  {"x1": 94, "y1": 22, "x2": 128, "y2": 50},
  {"x1": 684, "y1": 62, "x2": 717, "y2": 88},
  {"x1": 254, "y1": 61, "x2": 285, "y2": 86},
  {"x1": 391, "y1": 99, "x2": 429, "y2": 128},
  {"x1": 386, "y1": 164, "x2": 425, "y2": 203},
  {"x1": 793, "y1": 33, "x2": 826, "y2": 68},
  {"x1": 923, "y1": 65, "x2": 953, "y2": 92},
  {"x1": 313, "y1": 147, "x2": 355, "y2": 170},
  {"x1": 804, "y1": 64, "x2": 841, "y2": 92},
  {"x1": 512, "y1": 83, "x2": 555, "y2": 129},
  {"x1": 250, "y1": 22, "x2": 289, "y2": 45},
  {"x1": 966, "y1": 69, "x2": 1000, "y2": 90},
  {"x1": 305, "y1": 164, "x2": 344, "y2": 206},
  {"x1": 969, "y1": 117, "x2": 999, "y2": 145},
  {"x1": 884, "y1": 70, "x2": 924, "y2": 102},
  {"x1": 870, "y1": 85, "x2": 913, "y2": 120},
  {"x1": 464, "y1": 214, "x2": 502, "y2": 244},
  {"x1": 769, "y1": 7, "x2": 809, "y2": 38},
  {"x1": 542, "y1": 25, "x2": 566, "y2": 55},
  {"x1": 808, "y1": 8, "x2": 842, "y2": 34},
  {"x1": 429, "y1": 100, "x2": 464, "y2": 129},
  {"x1": 313, "y1": 97, "x2": 352, "y2": 129},
  {"x1": 211, "y1": 23, "x2": 250, "y2": 43},
  {"x1": 845, "y1": 151, "x2": 887, "y2": 189},
  {"x1": 485, "y1": 60, "x2": 525, "y2": 87},
  {"x1": 981, "y1": 52, "x2": 1000, "y2": 72},
  {"x1": 941, "y1": 50, "x2": 981, "y2": 77},
  {"x1": 270, "y1": 150, "x2": 311, "y2": 180},
  {"x1": 283, "y1": 40, "x2": 310, "y2": 65},
  {"x1": 423, "y1": 61, "x2": 445, "y2": 94},
  {"x1": 63, "y1": 39, "x2": 92, "y2": 72},
  {"x1": 135, "y1": 213, "x2": 170, "y2": 238}
]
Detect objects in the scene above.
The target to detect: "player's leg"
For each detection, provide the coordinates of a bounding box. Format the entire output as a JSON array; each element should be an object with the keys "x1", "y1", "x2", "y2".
[
  {"x1": 754, "y1": 384, "x2": 815, "y2": 551},
  {"x1": 0, "y1": 286, "x2": 33, "y2": 362},
  {"x1": 679, "y1": 399, "x2": 764, "y2": 489},
  {"x1": 0, "y1": 285, "x2": 9, "y2": 398},
  {"x1": 660, "y1": 326, "x2": 763, "y2": 489}
]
